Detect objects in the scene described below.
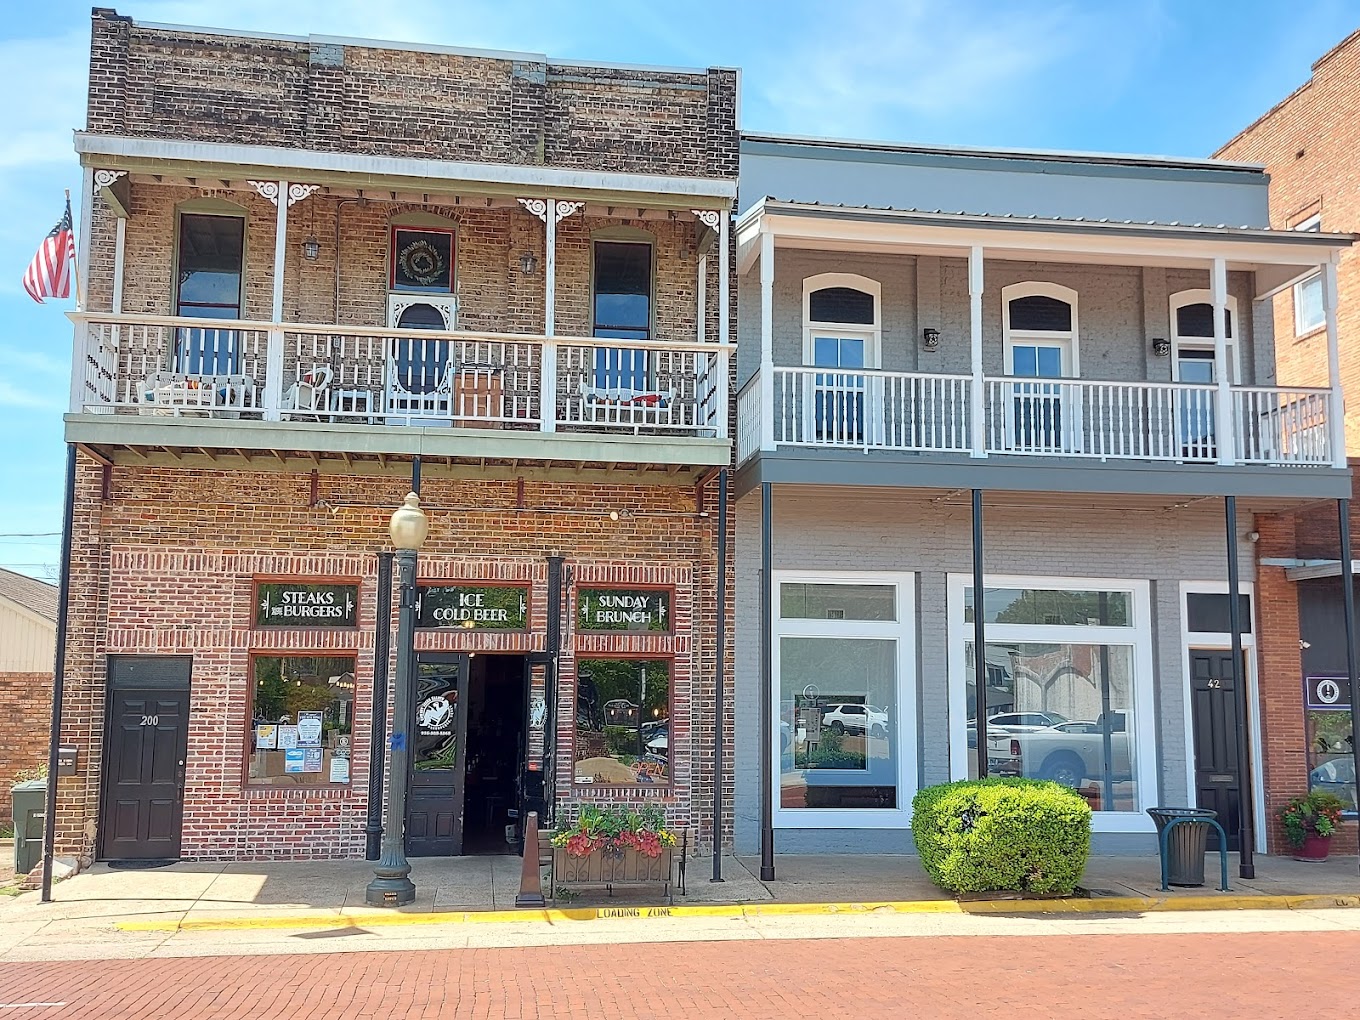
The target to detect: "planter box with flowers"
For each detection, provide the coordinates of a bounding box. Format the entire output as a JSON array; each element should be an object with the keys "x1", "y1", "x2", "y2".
[
  {"x1": 1278, "y1": 790, "x2": 1347, "y2": 862},
  {"x1": 551, "y1": 805, "x2": 678, "y2": 902}
]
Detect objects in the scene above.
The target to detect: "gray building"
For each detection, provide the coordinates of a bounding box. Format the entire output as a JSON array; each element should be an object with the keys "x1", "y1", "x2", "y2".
[{"x1": 731, "y1": 133, "x2": 1352, "y2": 856}]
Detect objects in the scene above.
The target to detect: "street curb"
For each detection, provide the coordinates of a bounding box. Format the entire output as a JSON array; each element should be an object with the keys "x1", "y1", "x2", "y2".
[{"x1": 113, "y1": 892, "x2": 1360, "y2": 932}]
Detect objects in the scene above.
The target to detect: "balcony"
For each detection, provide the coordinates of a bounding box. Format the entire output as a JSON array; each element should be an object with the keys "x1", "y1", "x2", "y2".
[
  {"x1": 68, "y1": 312, "x2": 732, "y2": 472},
  {"x1": 736, "y1": 366, "x2": 1333, "y2": 468}
]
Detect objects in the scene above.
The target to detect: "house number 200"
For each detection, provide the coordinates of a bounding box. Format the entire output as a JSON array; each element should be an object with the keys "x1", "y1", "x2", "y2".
[{"x1": 139, "y1": 715, "x2": 159, "y2": 726}]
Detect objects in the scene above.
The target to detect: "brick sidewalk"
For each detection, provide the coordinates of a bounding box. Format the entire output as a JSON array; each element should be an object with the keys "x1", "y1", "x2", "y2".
[{"x1": 0, "y1": 930, "x2": 1354, "y2": 1018}]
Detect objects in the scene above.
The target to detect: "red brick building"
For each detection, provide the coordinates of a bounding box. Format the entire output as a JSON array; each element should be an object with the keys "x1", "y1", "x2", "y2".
[
  {"x1": 1218, "y1": 29, "x2": 1360, "y2": 852},
  {"x1": 60, "y1": 9, "x2": 736, "y2": 861}
]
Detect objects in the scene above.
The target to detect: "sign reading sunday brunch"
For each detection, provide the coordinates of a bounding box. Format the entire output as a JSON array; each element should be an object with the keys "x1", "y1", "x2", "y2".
[
  {"x1": 255, "y1": 582, "x2": 358, "y2": 628},
  {"x1": 578, "y1": 588, "x2": 671, "y2": 632},
  {"x1": 417, "y1": 585, "x2": 529, "y2": 629}
]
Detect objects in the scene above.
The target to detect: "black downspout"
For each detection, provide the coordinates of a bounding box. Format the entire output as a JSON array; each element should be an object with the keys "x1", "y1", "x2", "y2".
[
  {"x1": 972, "y1": 489, "x2": 989, "y2": 781},
  {"x1": 411, "y1": 455, "x2": 421, "y2": 496},
  {"x1": 1225, "y1": 495, "x2": 1255, "y2": 879},
  {"x1": 1338, "y1": 499, "x2": 1360, "y2": 875},
  {"x1": 712, "y1": 468, "x2": 727, "y2": 883},
  {"x1": 759, "y1": 481, "x2": 775, "y2": 882},
  {"x1": 541, "y1": 554, "x2": 565, "y2": 826},
  {"x1": 365, "y1": 550, "x2": 394, "y2": 860},
  {"x1": 1097, "y1": 592, "x2": 1115, "y2": 811},
  {"x1": 41, "y1": 444, "x2": 76, "y2": 903}
]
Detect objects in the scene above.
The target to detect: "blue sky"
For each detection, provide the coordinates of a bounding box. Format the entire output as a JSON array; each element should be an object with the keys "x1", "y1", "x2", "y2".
[{"x1": 1, "y1": 0, "x2": 1357, "y2": 579}]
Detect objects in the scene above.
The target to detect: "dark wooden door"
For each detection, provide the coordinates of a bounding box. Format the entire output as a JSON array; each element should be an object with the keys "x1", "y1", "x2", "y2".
[
  {"x1": 406, "y1": 655, "x2": 469, "y2": 857},
  {"x1": 1189, "y1": 649, "x2": 1245, "y2": 851},
  {"x1": 101, "y1": 687, "x2": 190, "y2": 860}
]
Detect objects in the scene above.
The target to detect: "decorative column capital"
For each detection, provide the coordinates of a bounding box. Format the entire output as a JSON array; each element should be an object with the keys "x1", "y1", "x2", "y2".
[
  {"x1": 286, "y1": 183, "x2": 321, "y2": 207},
  {"x1": 554, "y1": 201, "x2": 584, "y2": 223},
  {"x1": 94, "y1": 169, "x2": 127, "y2": 189},
  {"x1": 691, "y1": 209, "x2": 721, "y2": 230},
  {"x1": 247, "y1": 180, "x2": 282, "y2": 205},
  {"x1": 517, "y1": 198, "x2": 549, "y2": 222},
  {"x1": 518, "y1": 198, "x2": 585, "y2": 224}
]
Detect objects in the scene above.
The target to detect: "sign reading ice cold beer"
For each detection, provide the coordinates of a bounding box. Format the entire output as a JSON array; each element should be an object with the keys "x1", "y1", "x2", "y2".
[
  {"x1": 255, "y1": 582, "x2": 358, "y2": 628},
  {"x1": 577, "y1": 588, "x2": 671, "y2": 632},
  {"x1": 417, "y1": 585, "x2": 529, "y2": 630}
]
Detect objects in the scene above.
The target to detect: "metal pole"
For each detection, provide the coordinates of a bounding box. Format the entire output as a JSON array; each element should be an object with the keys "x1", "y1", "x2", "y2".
[
  {"x1": 411, "y1": 455, "x2": 421, "y2": 495},
  {"x1": 1225, "y1": 495, "x2": 1254, "y2": 879},
  {"x1": 541, "y1": 554, "x2": 565, "y2": 826},
  {"x1": 1338, "y1": 498, "x2": 1360, "y2": 874},
  {"x1": 365, "y1": 546, "x2": 417, "y2": 906},
  {"x1": 40, "y1": 444, "x2": 76, "y2": 904},
  {"x1": 759, "y1": 481, "x2": 775, "y2": 882},
  {"x1": 712, "y1": 468, "x2": 727, "y2": 883},
  {"x1": 972, "y1": 488, "x2": 989, "y2": 781},
  {"x1": 365, "y1": 551, "x2": 394, "y2": 861}
]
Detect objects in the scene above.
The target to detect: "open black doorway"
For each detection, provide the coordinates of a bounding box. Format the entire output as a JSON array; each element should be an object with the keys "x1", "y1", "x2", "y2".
[{"x1": 462, "y1": 654, "x2": 528, "y2": 855}]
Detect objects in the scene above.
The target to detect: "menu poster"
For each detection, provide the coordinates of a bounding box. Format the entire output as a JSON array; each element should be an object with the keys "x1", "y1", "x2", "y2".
[
  {"x1": 254, "y1": 724, "x2": 277, "y2": 750},
  {"x1": 297, "y1": 712, "x2": 323, "y2": 748},
  {"x1": 329, "y1": 756, "x2": 351, "y2": 784},
  {"x1": 277, "y1": 725, "x2": 299, "y2": 750},
  {"x1": 302, "y1": 748, "x2": 323, "y2": 773},
  {"x1": 284, "y1": 749, "x2": 305, "y2": 774}
]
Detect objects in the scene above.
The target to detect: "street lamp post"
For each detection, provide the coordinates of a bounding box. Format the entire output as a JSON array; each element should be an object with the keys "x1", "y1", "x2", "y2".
[{"x1": 366, "y1": 492, "x2": 428, "y2": 908}]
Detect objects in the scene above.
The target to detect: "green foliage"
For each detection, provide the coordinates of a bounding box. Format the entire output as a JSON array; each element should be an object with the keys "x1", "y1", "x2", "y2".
[
  {"x1": 912, "y1": 778, "x2": 1092, "y2": 895},
  {"x1": 1278, "y1": 790, "x2": 1348, "y2": 848},
  {"x1": 803, "y1": 729, "x2": 865, "y2": 770},
  {"x1": 605, "y1": 725, "x2": 641, "y2": 757}
]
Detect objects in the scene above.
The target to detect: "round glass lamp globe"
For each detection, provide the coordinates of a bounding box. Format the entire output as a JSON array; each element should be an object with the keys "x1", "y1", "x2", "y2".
[{"x1": 389, "y1": 492, "x2": 429, "y2": 550}]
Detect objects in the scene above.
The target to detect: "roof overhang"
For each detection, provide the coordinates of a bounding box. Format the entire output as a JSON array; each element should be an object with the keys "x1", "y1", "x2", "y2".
[
  {"x1": 75, "y1": 133, "x2": 736, "y2": 210},
  {"x1": 736, "y1": 199, "x2": 1354, "y2": 295},
  {"x1": 1282, "y1": 560, "x2": 1360, "y2": 582}
]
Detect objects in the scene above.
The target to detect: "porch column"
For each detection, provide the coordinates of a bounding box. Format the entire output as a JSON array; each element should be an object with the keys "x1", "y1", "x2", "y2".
[
  {"x1": 112, "y1": 216, "x2": 126, "y2": 315},
  {"x1": 77, "y1": 166, "x2": 93, "y2": 311},
  {"x1": 759, "y1": 481, "x2": 775, "y2": 880},
  {"x1": 972, "y1": 489, "x2": 988, "y2": 779},
  {"x1": 759, "y1": 229, "x2": 775, "y2": 451},
  {"x1": 969, "y1": 246, "x2": 986, "y2": 458},
  {"x1": 1338, "y1": 499, "x2": 1360, "y2": 875},
  {"x1": 717, "y1": 209, "x2": 731, "y2": 441},
  {"x1": 1224, "y1": 495, "x2": 1255, "y2": 877},
  {"x1": 1324, "y1": 259, "x2": 1346, "y2": 467},
  {"x1": 264, "y1": 178, "x2": 288, "y2": 422},
  {"x1": 697, "y1": 255, "x2": 706, "y2": 344},
  {"x1": 543, "y1": 199, "x2": 559, "y2": 433},
  {"x1": 1211, "y1": 258, "x2": 1235, "y2": 465}
]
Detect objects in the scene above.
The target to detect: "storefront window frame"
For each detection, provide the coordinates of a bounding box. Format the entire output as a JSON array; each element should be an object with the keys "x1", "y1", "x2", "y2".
[
  {"x1": 1179, "y1": 581, "x2": 1265, "y2": 844},
  {"x1": 244, "y1": 650, "x2": 359, "y2": 790},
  {"x1": 946, "y1": 573, "x2": 1157, "y2": 833},
  {"x1": 771, "y1": 570, "x2": 917, "y2": 830},
  {"x1": 570, "y1": 652, "x2": 676, "y2": 791}
]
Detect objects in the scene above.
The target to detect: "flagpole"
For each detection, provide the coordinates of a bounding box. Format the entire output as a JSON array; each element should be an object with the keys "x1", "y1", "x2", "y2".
[{"x1": 66, "y1": 189, "x2": 82, "y2": 312}]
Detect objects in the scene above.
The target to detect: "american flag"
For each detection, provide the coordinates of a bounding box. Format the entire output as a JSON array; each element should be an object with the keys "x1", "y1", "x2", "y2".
[{"x1": 22, "y1": 199, "x2": 76, "y2": 304}]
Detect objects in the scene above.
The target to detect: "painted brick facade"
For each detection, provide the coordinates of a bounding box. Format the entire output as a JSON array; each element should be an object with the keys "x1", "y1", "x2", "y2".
[{"x1": 1217, "y1": 32, "x2": 1360, "y2": 854}]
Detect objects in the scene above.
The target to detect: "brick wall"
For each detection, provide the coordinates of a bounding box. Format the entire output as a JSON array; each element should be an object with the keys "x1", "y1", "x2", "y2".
[
  {"x1": 0, "y1": 673, "x2": 52, "y2": 794},
  {"x1": 55, "y1": 457, "x2": 727, "y2": 859},
  {"x1": 1217, "y1": 30, "x2": 1360, "y2": 450},
  {"x1": 87, "y1": 9, "x2": 739, "y2": 180}
]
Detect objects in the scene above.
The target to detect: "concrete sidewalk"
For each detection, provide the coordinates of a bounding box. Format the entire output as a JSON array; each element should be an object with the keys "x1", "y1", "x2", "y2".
[{"x1": 0, "y1": 852, "x2": 1355, "y2": 931}]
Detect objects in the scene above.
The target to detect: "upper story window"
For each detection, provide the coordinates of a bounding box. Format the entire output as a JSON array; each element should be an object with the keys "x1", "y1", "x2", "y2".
[
  {"x1": 390, "y1": 228, "x2": 454, "y2": 293},
  {"x1": 1293, "y1": 213, "x2": 1325, "y2": 336},
  {"x1": 803, "y1": 274, "x2": 881, "y2": 369},
  {"x1": 1170, "y1": 290, "x2": 1239, "y2": 384},
  {"x1": 1002, "y1": 282, "x2": 1078, "y2": 378},
  {"x1": 175, "y1": 211, "x2": 244, "y2": 375},
  {"x1": 592, "y1": 239, "x2": 653, "y2": 392}
]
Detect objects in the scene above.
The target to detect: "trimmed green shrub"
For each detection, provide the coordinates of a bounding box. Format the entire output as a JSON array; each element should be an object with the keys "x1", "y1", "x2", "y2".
[{"x1": 912, "y1": 778, "x2": 1092, "y2": 895}]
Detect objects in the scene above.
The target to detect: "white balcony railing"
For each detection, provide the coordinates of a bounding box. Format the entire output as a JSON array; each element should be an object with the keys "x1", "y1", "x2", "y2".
[
  {"x1": 738, "y1": 366, "x2": 1334, "y2": 469},
  {"x1": 71, "y1": 313, "x2": 731, "y2": 440}
]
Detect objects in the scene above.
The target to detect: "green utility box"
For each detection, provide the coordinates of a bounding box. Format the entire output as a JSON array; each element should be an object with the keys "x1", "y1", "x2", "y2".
[{"x1": 11, "y1": 779, "x2": 47, "y2": 877}]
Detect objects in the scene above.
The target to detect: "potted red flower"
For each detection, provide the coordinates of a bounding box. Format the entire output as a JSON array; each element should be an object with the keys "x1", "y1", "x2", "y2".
[
  {"x1": 1278, "y1": 790, "x2": 1347, "y2": 862},
  {"x1": 550, "y1": 804, "x2": 678, "y2": 897}
]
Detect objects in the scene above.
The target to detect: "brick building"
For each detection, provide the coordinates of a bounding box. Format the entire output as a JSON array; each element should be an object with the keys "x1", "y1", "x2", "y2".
[
  {"x1": 0, "y1": 569, "x2": 56, "y2": 793},
  {"x1": 1217, "y1": 30, "x2": 1360, "y2": 852},
  {"x1": 61, "y1": 9, "x2": 736, "y2": 861}
]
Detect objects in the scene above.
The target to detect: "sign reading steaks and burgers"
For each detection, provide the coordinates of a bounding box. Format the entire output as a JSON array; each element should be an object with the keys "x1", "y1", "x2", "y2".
[
  {"x1": 577, "y1": 588, "x2": 671, "y2": 632},
  {"x1": 254, "y1": 581, "x2": 358, "y2": 628},
  {"x1": 417, "y1": 584, "x2": 529, "y2": 630}
]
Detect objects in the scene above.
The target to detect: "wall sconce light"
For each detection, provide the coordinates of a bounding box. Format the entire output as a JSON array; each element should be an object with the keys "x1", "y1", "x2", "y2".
[
  {"x1": 1152, "y1": 338, "x2": 1171, "y2": 358},
  {"x1": 303, "y1": 236, "x2": 320, "y2": 261},
  {"x1": 520, "y1": 253, "x2": 538, "y2": 275},
  {"x1": 922, "y1": 328, "x2": 941, "y2": 352}
]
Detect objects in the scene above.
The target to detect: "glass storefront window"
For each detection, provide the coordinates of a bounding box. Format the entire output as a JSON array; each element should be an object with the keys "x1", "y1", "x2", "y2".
[
  {"x1": 779, "y1": 637, "x2": 897, "y2": 810},
  {"x1": 1307, "y1": 711, "x2": 1356, "y2": 812},
  {"x1": 248, "y1": 655, "x2": 355, "y2": 787},
  {"x1": 574, "y1": 659, "x2": 670, "y2": 785},
  {"x1": 965, "y1": 641, "x2": 1138, "y2": 811},
  {"x1": 965, "y1": 587, "x2": 1131, "y2": 627},
  {"x1": 780, "y1": 583, "x2": 896, "y2": 621}
]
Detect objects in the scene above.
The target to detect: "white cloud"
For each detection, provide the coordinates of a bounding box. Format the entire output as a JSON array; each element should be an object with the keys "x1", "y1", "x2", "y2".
[{"x1": 0, "y1": 379, "x2": 64, "y2": 412}]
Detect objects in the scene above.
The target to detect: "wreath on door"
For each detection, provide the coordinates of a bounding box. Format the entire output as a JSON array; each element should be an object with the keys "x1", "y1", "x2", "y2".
[{"x1": 398, "y1": 238, "x2": 446, "y2": 287}]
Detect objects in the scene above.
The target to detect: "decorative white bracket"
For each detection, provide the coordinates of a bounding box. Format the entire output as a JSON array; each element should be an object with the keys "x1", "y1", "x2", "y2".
[
  {"x1": 249, "y1": 181, "x2": 321, "y2": 207},
  {"x1": 691, "y1": 209, "x2": 721, "y2": 230},
  {"x1": 554, "y1": 201, "x2": 584, "y2": 223},
  {"x1": 518, "y1": 198, "x2": 585, "y2": 223},
  {"x1": 286, "y1": 183, "x2": 321, "y2": 207},
  {"x1": 94, "y1": 169, "x2": 127, "y2": 189}
]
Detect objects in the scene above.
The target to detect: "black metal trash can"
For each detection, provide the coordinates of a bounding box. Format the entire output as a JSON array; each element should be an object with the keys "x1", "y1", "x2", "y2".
[{"x1": 1147, "y1": 807, "x2": 1217, "y2": 887}]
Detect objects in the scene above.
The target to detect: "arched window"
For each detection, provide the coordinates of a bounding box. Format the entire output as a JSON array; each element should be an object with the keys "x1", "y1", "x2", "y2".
[
  {"x1": 1169, "y1": 290, "x2": 1239, "y2": 384},
  {"x1": 1002, "y1": 282, "x2": 1079, "y2": 379},
  {"x1": 802, "y1": 273, "x2": 881, "y2": 369}
]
